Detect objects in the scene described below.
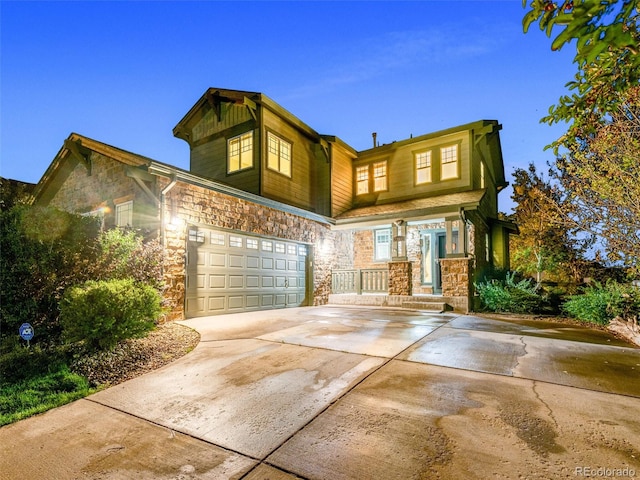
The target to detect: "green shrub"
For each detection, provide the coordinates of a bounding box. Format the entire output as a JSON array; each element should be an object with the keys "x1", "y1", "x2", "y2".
[
  {"x1": 0, "y1": 205, "x2": 101, "y2": 341},
  {"x1": 60, "y1": 279, "x2": 162, "y2": 351},
  {"x1": 563, "y1": 281, "x2": 640, "y2": 324},
  {"x1": 475, "y1": 271, "x2": 544, "y2": 313},
  {"x1": 92, "y1": 228, "x2": 164, "y2": 290}
]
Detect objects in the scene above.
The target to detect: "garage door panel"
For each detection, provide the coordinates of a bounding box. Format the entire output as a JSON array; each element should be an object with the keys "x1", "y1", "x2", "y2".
[
  {"x1": 209, "y1": 275, "x2": 225, "y2": 289},
  {"x1": 246, "y1": 295, "x2": 260, "y2": 307},
  {"x1": 228, "y1": 296, "x2": 244, "y2": 309},
  {"x1": 229, "y1": 255, "x2": 244, "y2": 268},
  {"x1": 186, "y1": 297, "x2": 205, "y2": 313},
  {"x1": 209, "y1": 253, "x2": 226, "y2": 267},
  {"x1": 247, "y1": 256, "x2": 259, "y2": 269},
  {"x1": 185, "y1": 228, "x2": 308, "y2": 317},
  {"x1": 274, "y1": 294, "x2": 286, "y2": 306},
  {"x1": 208, "y1": 296, "x2": 226, "y2": 311}
]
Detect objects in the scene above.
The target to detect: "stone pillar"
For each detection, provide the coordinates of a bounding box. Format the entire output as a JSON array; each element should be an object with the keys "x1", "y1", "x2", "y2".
[
  {"x1": 439, "y1": 257, "x2": 474, "y2": 299},
  {"x1": 388, "y1": 261, "x2": 412, "y2": 296}
]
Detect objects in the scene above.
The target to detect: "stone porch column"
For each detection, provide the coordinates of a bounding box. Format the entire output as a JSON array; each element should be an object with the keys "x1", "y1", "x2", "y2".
[
  {"x1": 388, "y1": 261, "x2": 412, "y2": 296},
  {"x1": 439, "y1": 257, "x2": 474, "y2": 311}
]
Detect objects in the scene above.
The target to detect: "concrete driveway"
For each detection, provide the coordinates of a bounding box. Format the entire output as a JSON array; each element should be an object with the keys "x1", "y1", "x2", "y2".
[{"x1": 2, "y1": 306, "x2": 640, "y2": 479}]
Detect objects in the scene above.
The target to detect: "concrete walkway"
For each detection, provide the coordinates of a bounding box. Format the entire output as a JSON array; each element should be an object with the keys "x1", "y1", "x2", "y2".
[{"x1": 1, "y1": 306, "x2": 639, "y2": 479}]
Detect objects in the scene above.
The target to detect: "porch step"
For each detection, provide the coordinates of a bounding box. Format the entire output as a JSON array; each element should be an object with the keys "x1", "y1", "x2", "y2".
[{"x1": 402, "y1": 301, "x2": 452, "y2": 313}]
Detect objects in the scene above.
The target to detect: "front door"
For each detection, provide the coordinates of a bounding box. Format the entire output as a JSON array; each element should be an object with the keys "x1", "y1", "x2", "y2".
[
  {"x1": 421, "y1": 231, "x2": 446, "y2": 294},
  {"x1": 434, "y1": 233, "x2": 447, "y2": 294}
]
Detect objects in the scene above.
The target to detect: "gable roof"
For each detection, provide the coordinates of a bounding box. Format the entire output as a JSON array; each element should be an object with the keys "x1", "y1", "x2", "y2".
[{"x1": 32, "y1": 133, "x2": 155, "y2": 205}]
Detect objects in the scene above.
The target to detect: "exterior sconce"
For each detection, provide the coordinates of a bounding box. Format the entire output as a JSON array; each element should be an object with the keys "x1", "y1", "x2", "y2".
[{"x1": 392, "y1": 219, "x2": 407, "y2": 260}]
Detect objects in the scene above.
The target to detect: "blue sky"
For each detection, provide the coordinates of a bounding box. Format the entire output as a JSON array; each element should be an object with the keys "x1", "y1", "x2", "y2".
[{"x1": 1, "y1": 0, "x2": 576, "y2": 213}]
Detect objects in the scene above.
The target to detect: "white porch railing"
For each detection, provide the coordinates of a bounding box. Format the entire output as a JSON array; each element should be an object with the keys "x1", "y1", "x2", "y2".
[{"x1": 331, "y1": 268, "x2": 389, "y2": 294}]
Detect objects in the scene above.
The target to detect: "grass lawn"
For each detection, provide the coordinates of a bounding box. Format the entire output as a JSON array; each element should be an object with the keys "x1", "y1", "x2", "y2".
[{"x1": 0, "y1": 363, "x2": 96, "y2": 426}]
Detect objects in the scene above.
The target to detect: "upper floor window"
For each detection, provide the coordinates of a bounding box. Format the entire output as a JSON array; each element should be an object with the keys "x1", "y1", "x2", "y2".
[
  {"x1": 440, "y1": 144, "x2": 459, "y2": 180},
  {"x1": 374, "y1": 228, "x2": 391, "y2": 261},
  {"x1": 356, "y1": 161, "x2": 388, "y2": 195},
  {"x1": 228, "y1": 131, "x2": 253, "y2": 173},
  {"x1": 356, "y1": 165, "x2": 369, "y2": 195},
  {"x1": 373, "y1": 161, "x2": 388, "y2": 192},
  {"x1": 115, "y1": 201, "x2": 133, "y2": 227},
  {"x1": 415, "y1": 150, "x2": 432, "y2": 184},
  {"x1": 267, "y1": 132, "x2": 292, "y2": 177}
]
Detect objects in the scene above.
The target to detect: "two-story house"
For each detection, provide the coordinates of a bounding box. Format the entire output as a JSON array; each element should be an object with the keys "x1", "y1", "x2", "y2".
[{"x1": 31, "y1": 87, "x2": 516, "y2": 319}]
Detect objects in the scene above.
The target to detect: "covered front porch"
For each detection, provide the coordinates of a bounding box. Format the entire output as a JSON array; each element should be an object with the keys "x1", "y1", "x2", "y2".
[{"x1": 329, "y1": 256, "x2": 475, "y2": 313}]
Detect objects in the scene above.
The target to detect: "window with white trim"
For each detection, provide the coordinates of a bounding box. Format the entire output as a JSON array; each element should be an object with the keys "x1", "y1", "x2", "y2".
[
  {"x1": 440, "y1": 144, "x2": 459, "y2": 180},
  {"x1": 228, "y1": 131, "x2": 253, "y2": 173},
  {"x1": 415, "y1": 150, "x2": 432, "y2": 184},
  {"x1": 373, "y1": 161, "x2": 387, "y2": 192},
  {"x1": 374, "y1": 229, "x2": 391, "y2": 261},
  {"x1": 267, "y1": 132, "x2": 291, "y2": 177},
  {"x1": 356, "y1": 165, "x2": 369, "y2": 195},
  {"x1": 115, "y1": 201, "x2": 133, "y2": 227}
]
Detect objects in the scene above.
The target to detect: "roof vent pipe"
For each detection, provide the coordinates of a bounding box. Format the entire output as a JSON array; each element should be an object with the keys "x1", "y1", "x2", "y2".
[{"x1": 372, "y1": 132, "x2": 377, "y2": 148}]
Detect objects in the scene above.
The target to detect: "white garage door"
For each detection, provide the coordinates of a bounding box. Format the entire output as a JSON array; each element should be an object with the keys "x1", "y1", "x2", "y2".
[{"x1": 185, "y1": 227, "x2": 309, "y2": 317}]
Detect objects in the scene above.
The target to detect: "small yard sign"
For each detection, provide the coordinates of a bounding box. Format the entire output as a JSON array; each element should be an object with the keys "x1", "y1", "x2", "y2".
[{"x1": 19, "y1": 323, "x2": 34, "y2": 346}]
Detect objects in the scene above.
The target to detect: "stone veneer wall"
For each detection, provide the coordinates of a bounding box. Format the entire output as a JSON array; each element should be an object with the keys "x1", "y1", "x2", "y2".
[
  {"x1": 47, "y1": 152, "x2": 159, "y2": 232},
  {"x1": 388, "y1": 261, "x2": 412, "y2": 295},
  {"x1": 161, "y1": 180, "x2": 335, "y2": 320}
]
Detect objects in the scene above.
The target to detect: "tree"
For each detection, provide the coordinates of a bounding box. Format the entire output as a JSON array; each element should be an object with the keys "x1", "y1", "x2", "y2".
[
  {"x1": 523, "y1": 0, "x2": 640, "y2": 144},
  {"x1": 522, "y1": 1, "x2": 640, "y2": 275},
  {"x1": 509, "y1": 163, "x2": 584, "y2": 286},
  {"x1": 553, "y1": 87, "x2": 640, "y2": 273}
]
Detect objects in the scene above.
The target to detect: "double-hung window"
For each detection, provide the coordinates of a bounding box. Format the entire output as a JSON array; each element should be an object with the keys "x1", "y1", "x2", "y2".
[
  {"x1": 356, "y1": 161, "x2": 388, "y2": 195},
  {"x1": 356, "y1": 165, "x2": 369, "y2": 195},
  {"x1": 374, "y1": 229, "x2": 391, "y2": 261},
  {"x1": 373, "y1": 161, "x2": 387, "y2": 192},
  {"x1": 228, "y1": 131, "x2": 253, "y2": 173},
  {"x1": 440, "y1": 144, "x2": 459, "y2": 180},
  {"x1": 267, "y1": 132, "x2": 292, "y2": 177},
  {"x1": 415, "y1": 150, "x2": 432, "y2": 184}
]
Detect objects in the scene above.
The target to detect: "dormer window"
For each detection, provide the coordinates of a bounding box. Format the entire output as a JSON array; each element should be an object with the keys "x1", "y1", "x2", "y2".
[
  {"x1": 228, "y1": 131, "x2": 253, "y2": 173},
  {"x1": 267, "y1": 132, "x2": 292, "y2": 177},
  {"x1": 373, "y1": 161, "x2": 387, "y2": 192},
  {"x1": 356, "y1": 161, "x2": 388, "y2": 195},
  {"x1": 415, "y1": 150, "x2": 432, "y2": 184},
  {"x1": 356, "y1": 165, "x2": 369, "y2": 195},
  {"x1": 440, "y1": 144, "x2": 459, "y2": 180}
]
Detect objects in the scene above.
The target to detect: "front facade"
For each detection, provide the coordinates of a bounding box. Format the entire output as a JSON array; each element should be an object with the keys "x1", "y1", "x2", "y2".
[{"x1": 32, "y1": 88, "x2": 516, "y2": 319}]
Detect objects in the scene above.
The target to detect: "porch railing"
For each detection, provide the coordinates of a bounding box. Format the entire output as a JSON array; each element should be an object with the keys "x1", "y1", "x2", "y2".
[{"x1": 331, "y1": 268, "x2": 388, "y2": 294}]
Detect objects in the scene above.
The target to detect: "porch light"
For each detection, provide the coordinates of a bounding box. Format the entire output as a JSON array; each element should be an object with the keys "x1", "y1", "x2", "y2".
[{"x1": 392, "y1": 219, "x2": 407, "y2": 260}]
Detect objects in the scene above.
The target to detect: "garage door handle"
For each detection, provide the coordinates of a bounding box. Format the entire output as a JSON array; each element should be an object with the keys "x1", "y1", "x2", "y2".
[{"x1": 285, "y1": 279, "x2": 289, "y2": 288}]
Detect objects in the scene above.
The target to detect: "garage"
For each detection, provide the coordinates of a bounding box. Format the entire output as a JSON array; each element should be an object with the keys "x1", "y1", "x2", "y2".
[{"x1": 185, "y1": 227, "x2": 309, "y2": 317}]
